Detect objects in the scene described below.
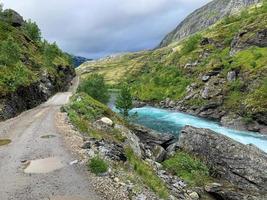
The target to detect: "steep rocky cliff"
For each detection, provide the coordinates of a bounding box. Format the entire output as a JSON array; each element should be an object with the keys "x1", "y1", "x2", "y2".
[
  {"x1": 159, "y1": 0, "x2": 260, "y2": 48},
  {"x1": 0, "y1": 9, "x2": 75, "y2": 120}
]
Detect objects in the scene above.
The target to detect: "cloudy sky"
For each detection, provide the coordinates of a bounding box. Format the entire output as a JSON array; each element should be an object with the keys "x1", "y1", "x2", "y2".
[{"x1": 2, "y1": 0, "x2": 211, "y2": 58}]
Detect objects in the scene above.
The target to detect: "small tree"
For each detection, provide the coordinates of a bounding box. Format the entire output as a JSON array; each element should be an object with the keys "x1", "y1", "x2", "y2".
[
  {"x1": 22, "y1": 19, "x2": 41, "y2": 42},
  {"x1": 115, "y1": 84, "x2": 133, "y2": 117},
  {"x1": 42, "y1": 41, "x2": 62, "y2": 66},
  {"x1": 78, "y1": 74, "x2": 109, "y2": 104}
]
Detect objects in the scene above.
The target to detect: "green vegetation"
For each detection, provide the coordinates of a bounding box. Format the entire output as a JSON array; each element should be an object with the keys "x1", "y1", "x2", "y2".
[
  {"x1": 181, "y1": 34, "x2": 202, "y2": 55},
  {"x1": 163, "y1": 151, "x2": 211, "y2": 187},
  {"x1": 64, "y1": 93, "x2": 124, "y2": 139},
  {"x1": 22, "y1": 19, "x2": 41, "y2": 42},
  {"x1": 78, "y1": 3, "x2": 267, "y2": 120},
  {"x1": 65, "y1": 94, "x2": 169, "y2": 198},
  {"x1": 88, "y1": 156, "x2": 108, "y2": 175},
  {"x1": 115, "y1": 84, "x2": 133, "y2": 116},
  {"x1": 78, "y1": 74, "x2": 110, "y2": 104},
  {"x1": 0, "y1": 36, "x2": 21, "y2": 66},
  {"x1": 0, "y1": 10, "x2": 73, "y2": 96},
  {"x1": 125, "y1": 148, "x2": 169, "y2": 199}
]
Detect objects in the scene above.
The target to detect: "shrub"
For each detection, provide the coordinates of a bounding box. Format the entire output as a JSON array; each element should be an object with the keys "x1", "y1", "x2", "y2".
[
  {"x1": 0, "y1": 62, "x2": 35, "y2": 94},
  {"x1": 22, "y1": 19, "x2": 41, "y2": 42},
  {"x1": 0, "y1": 36, "x2": 21, "y2": 66},
  {"x1": 42, "y1": 41, "x2": 63, "y2": 66},
  {"x1": 163, "y1": 151, "x2": 210, "y2": 186},
  {"x1": 181, "y1": 34, "x2": 202, "y2": 54},
  {"x1": 78, "y1": 74, "x2": 110, "y2": 104},
  {"x1": 88, "y1": 156, "x2": 108, "y2": 175}
]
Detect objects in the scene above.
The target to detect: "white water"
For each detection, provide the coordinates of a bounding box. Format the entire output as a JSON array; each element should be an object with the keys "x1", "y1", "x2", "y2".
[{"x1": 128, "y1": 106, "x2": 267, "y2": 153}]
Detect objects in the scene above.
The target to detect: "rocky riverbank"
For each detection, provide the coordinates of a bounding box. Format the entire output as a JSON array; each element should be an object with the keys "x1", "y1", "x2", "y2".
[
  {"x1": 64, "y1": 92, "x2": 267, "y2": 199},
  {"x1": 179, "y1": 126, "x2": 267, "y2": 200}
]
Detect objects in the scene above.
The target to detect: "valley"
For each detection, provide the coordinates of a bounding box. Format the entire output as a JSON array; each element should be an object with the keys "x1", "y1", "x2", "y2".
[{"x1": 0, "y1": 0, "x2": 267, "y2": 200}]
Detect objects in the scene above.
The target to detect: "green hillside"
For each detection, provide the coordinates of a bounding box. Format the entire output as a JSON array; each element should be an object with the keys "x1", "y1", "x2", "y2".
[
  {"x1": 0, "y1": 8, "x2": 75, "y2": 120},
  {"x1": 78, "y1": 2, "x2": 267, "y2": 130},
  {"x1": 0, "y1": 9, "x2": 73, "y2": 96}
]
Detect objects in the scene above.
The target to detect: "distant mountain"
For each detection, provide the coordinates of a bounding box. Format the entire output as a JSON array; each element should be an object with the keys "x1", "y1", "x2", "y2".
[
  {"x1": 71, "y1": 56, "x2": 92, "y2": 67},
  {"x1": 79, "y1": 1, "x2": 267, "y2": 136},
  {"x1": 158, "y1": 0, "x2": 260, "y2": 48}
]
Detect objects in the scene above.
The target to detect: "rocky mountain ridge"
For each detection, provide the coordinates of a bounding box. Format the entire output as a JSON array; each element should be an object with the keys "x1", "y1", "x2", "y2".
[{"x1": 159, "y1": 0, "x2": 261, "y2": 48}]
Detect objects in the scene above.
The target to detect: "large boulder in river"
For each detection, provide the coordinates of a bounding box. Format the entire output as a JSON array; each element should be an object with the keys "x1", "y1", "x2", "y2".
[{"x1": 178, "y1": 126, "x2": 267, "y2": 199}]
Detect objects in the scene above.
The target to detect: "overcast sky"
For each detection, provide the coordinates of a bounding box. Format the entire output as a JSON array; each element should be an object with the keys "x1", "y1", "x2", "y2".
[{"x1": 2, "y1": 0, "x2": 211, "y2": 58}]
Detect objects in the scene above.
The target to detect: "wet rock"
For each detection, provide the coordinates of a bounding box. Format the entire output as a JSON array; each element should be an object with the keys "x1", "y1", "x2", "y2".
[{"x1": 178, "y1": 126, "x2": 267, "y2": 198}]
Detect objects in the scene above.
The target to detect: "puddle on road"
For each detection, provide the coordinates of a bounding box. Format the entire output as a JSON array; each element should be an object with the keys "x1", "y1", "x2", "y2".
[
  {"x1": 49, "y1": 196, "x2": 87, "y2": 200},
  {"x1": 24, "y1": 157, "x2": 64, "y2": 174},
  {"x1": 0, "y1": 139, "x2": 11, "y2": 146},
  {"x1": 41, "y1": 135, "x2": 57, "y2": 139}
]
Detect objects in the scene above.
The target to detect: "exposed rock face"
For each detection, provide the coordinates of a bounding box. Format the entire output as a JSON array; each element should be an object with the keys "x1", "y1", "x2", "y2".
[
  {"x1": 159, "y1": 0, "x2": 260, "y2": 48},
  {"x1": 0, "y1": 66, "x2": 75, "y2": 120},
  {"x1": 178, "y1": 126, "x2": 267, "y2": 199},
  {"x1": 230, "y1": 28, "x2": 267, "y2": 55},
  {"x1": 1, "y1": 9, "x2": 24, "y2": 27}
]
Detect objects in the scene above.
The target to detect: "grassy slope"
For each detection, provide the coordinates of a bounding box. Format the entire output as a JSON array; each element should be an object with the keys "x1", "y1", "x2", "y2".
[
  {"x1": 78, "y1": 3, "x2": 267, "y2": 120},
  {"x1": 0, "y1": 16, "x2": 73, "y2": 96},
  {"x1": 63, "y1": 93, "x2": 170, "y2": 198}
]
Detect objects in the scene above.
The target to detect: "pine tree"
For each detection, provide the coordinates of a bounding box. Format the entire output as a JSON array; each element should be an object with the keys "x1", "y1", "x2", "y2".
[{"x1": 115, "y1": 84, "x2": 133, "y2": 117}]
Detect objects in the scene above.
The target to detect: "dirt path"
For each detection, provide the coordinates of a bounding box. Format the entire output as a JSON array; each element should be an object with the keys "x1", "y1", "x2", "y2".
[{"x1": 0, "y1": 77, "x2": 101, "y2": 200}]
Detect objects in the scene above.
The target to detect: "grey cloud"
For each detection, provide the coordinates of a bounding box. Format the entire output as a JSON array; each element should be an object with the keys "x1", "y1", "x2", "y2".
[{"x1": 2, "y1": 0, "x2": 211, "y2": 58}]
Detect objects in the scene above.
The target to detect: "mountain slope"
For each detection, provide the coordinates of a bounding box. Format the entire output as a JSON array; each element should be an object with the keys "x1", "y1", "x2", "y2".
[
  {"x1": 159, "y1": 0, "x2": 260, "y2": 48},
  {"x1": 79, "y1": 2, "x2": 267, "y2": 134},
  {"x1": 0, "y1": 9, "x2": 75, "y2": 120}
]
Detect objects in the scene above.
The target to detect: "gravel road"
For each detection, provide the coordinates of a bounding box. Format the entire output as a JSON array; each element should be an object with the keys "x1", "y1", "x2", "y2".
[{"x1": 0, "y1": 78, "x2": 101, "y2": 200}]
